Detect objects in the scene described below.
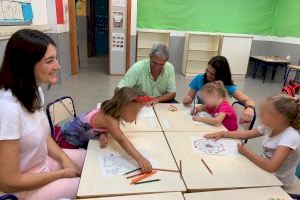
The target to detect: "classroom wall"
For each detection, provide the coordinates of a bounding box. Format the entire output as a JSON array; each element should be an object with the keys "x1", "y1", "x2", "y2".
[{"x1": 77, "y1": 16, "x2": 88, "y2": 60}]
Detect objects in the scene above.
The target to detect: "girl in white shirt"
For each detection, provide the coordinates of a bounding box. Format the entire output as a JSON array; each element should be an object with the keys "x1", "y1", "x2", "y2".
[
  {"x1": 204, "y1": 94, "x2": 300, "y2": 187},
  {"x1": 0, "y1": 29, "x2": 86, "y2": 199}
]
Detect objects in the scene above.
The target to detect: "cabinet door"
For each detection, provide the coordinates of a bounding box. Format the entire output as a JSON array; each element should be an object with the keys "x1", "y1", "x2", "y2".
[{"x1": 221, "y1": 36, "x2": 252, "y2": 75}]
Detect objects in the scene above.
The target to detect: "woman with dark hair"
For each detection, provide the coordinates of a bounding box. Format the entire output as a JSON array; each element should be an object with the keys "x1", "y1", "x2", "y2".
[
  {"x1": 183, "y1": 56, "x2": 255, "y2": 123},
  {"x1": 0, "y1": 29, "x2": 86, "y2": 199}
]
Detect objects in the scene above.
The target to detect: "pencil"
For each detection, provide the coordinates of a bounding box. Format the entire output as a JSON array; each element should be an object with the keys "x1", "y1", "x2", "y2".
[
  {"x1": 123, "y1": 168, "x2": 141, "y2": 175},
  {"x1": 153, "y1": 168, "x2": 179, "y2": 173},
  {"x1": 130, "y1": 171, "x2": 157, "y2": 184},
  {"x1": 201, "y1": 158, "x2": 213, "y2": 175},
  {"x1": 133, "y1": 179, "x2": 161, "y2": 185},
  {"x1": 193, "y1": 97, "x2": 196, "y2": 116},
  {"x1": 126, "y1": 172, "x2": 144, "y2": 179}
]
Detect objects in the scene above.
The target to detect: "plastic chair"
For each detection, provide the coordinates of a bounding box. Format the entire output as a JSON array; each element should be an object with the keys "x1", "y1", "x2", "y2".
[
  {"x1": 232, "y1": 101, "x2": 256, "y2": 144},
  {"x1": 283, "y1": 65, "x2": 300, "y2": 86},
  {"x1": 46, "y1": 96, "x2": 77, "y2": 137},
  {"x1": 0, "y1": 194, "x2": 18, "y2": 200}
]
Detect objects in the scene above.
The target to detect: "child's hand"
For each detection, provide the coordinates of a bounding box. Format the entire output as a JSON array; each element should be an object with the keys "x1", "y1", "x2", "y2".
[
  {"x1": 191, "y1": 105, "x2": 203, "y2": 115},
  {"x1": 99, "y1": 133, "x2": 108, "y2": 148},
  {"x1": 237, "y1": 143, "x2": 248, "y2": 156},
  {"x1": 138, "y1": 157, "x2": 152, "y2": 173},
  {"x1": 203, "y1": 131, "x2": 224, "y2": 140},
  {"x1": 192, "y1": 116, "x2": 202, "y2": 122},
  {"x1": 145, "y1": 98, "x2": 159, "y2": 107}
]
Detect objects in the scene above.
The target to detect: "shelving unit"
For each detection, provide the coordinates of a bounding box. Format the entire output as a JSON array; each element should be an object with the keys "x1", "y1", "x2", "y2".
[
  {"x1": 182, "y1": 33, "x2": 222, "y2": 76},
  {"x1": 136, "y1": 31, "x2": 170, "y2": 62}
]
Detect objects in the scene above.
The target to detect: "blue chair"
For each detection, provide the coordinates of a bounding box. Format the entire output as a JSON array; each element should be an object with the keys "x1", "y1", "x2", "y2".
[{"x1": 0, "y1": 194, "x2": 18, "y2": 200}]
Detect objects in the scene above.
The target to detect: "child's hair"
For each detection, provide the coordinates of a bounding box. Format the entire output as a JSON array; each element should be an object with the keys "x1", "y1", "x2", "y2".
[
  {"x1": 201, "y1": 81, "x2": 227, "y2": 98},
  {"x1": 267, "y1": 94, "x2": 300, "y2": 130},
  {"x1": 101, "y1": 87, "x2": 145, "y2": 121}
]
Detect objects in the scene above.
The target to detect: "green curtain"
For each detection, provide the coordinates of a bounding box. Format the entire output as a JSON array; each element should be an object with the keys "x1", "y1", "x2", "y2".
[{"x1": 137, "y1": 0, "x2": 300, "y2": 37}]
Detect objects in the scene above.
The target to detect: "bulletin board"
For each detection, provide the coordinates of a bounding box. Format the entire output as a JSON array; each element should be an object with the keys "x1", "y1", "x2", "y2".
[{"x1": 137, "y1": 0, "x2": 300, "y2": 38}]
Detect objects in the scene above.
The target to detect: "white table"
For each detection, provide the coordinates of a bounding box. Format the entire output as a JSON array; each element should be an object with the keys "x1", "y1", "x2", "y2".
[
  {"x1": 77, "y1": 132, "x2": 186, "y2": 198},
  {"x1": 154, "y1": 103, "x2": 225, "y2": 132},
  {"x1": 78, "y1": 192, "x2": 184, "y2": 200},
  {"x1": 184, "y1": 187, "x2": 293, "y2": 200},
  {"x1": 165, "y1": 131, "x2": 282, "y2": 191}
]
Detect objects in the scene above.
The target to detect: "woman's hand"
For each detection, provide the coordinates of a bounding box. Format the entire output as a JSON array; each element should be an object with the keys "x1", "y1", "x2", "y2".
[
  {"x1": 138, "y1": 157, "x2": 152, "y2": 173},
  {"x1": 60, "y1": 154, "x2": 81, "y2": 174},
  {"x1": 99, "y1": 133, "x2": 108, "y2": 148},
  {"x1": 183, "y1": 95, "x2": 193, "y2": 105},
  {"x1": 240, "y1": 107, "x2": 254, "y2": 124},
  {"x1": 203, "y1": 131, "x2": 224, "y2": 140},
  {"x1": 61, "y1": 168, "x2": 81, "y2": 178}
]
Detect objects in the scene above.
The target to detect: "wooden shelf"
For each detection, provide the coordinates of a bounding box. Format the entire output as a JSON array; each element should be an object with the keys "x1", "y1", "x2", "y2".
[
  {"x1": 182, "y1": 33, "x2": 222, "y2": 76},
  {"x1": 136, "y1": 31, "x2": 170, "y2": 62}
]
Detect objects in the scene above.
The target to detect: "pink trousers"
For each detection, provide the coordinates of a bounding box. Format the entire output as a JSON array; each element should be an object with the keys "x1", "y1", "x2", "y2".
[{"x1": 19, "y1": 149, "x2": 86, "y2": 200}]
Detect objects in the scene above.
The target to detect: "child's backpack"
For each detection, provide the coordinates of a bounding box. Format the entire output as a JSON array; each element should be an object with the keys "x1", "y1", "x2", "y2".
[{"x1": 282, "y1": 80, "x2": 300, "y2": 97}]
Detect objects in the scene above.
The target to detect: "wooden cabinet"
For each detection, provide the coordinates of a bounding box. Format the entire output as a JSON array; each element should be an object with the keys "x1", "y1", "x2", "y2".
[
  {"x1": 136, "y1": 31, "x2": 170, "y2": 62},
  {"x1": 182, "y1": 33, "x2": 222, "y2": 76}
]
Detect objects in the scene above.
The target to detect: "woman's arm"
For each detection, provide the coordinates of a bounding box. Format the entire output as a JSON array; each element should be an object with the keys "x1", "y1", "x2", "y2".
[
  {"x1": 204, "y1": 129, "x2": 261, "y2": 140},
  {"x1": 105, "y1": 116, "x2": 152, "y2": 173},
  {"x1": 232, "y1": 90, "x2": 256, "y2": 124},
  {"x1": 0, "y1": 140, "x2": 79, "y2": 193},
  {"x1": 183, "y1": 89, "x2": 197, "y2": 105},
  {"x1": 238, "y1": 144, "x2": 292, "y2": 173},
  {"x1": 47, "y1": 136, "x2": 80, "y2": 172}
]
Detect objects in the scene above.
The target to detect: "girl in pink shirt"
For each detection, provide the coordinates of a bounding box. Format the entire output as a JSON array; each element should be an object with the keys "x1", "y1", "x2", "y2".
[{"x1": 192, "y1": 81, "x2": 238, "y2": 131}]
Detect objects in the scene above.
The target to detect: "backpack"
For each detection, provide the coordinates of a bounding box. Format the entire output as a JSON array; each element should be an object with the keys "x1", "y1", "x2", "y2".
[{"x1": 282, "y1": 80, "x2": 300, "y2": 97}]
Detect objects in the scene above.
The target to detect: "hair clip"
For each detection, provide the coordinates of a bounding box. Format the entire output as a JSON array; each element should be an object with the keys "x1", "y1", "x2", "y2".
[{"x1": 134, "y1": 96, "x2": 155, "y2": 103}]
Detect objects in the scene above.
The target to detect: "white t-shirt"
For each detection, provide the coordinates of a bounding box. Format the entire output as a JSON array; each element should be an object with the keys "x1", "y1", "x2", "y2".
[
  {"x1": 258, "y1": 125, "x2": 300, "y2": 186},
  {"x1": 0, "y1": 88, "x2": 50, "y2": 173}
]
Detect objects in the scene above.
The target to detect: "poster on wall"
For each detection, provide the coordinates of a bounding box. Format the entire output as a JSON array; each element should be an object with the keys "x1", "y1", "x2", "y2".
[
  {"x1": 112, "y1": 11, "x2": 124, "y2": 29},
  {"x1": 112, "y1": 33, "x2": 124, "y2": 52},
  {"x1": 76, "y1": 0, "x2": 86, "y2": 16},
  {"x1": 112, "y1": 0, "x2": 126, "y2": 7}
]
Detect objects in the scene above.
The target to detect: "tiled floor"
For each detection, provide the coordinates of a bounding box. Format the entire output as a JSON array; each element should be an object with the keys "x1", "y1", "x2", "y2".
[{"x1": 44, "y1": 56, "x2": 285, "y2": 154}]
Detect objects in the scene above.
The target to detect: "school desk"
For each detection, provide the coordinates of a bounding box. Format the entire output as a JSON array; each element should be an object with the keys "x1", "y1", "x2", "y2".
[
  {"x1": 77, "y1": 192, "x2": 184, "y2": 200},
  {"x1": 77, "y1": 132, "x2": 186, "y2": 198},
  {"x1": 97, "y1": 103, "x2": 162, "y2": 132},
  {"x1": 184, "y1": 187, "x2": 293, "y2": 200},
  {"x1": 164, "y1": 131, "x2": 283, "y2": 191},
  {"x1": 250, "y1": 56, "x2": 290, "y2": 83},
  {"x1": 154, "y1": 103, "x2": 226, "y2": 132}
]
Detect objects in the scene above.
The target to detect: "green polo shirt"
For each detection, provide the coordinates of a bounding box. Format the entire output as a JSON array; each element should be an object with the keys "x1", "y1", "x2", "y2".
[{"x1": 117, "y1": 59, "x2": 176, "y2": 97}]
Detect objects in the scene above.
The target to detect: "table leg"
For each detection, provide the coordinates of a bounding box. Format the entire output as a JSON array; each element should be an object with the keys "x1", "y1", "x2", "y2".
[
  {"x1": 252, "y1": 61, "x2": 258, "y2": 79},
  {"x1": 271, "y1": 64, "x2": 278, "y2": 80},
  {"x1": 262, "y1": 64, "x2": 267, "y2": 83}
]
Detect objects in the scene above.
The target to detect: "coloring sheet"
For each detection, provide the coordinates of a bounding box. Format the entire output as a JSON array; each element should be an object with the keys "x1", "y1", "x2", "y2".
[
  {"x1": 191, "y1": 136, "x2": 240, "y2": 157},
  {"x1": 182, "y1": 109, "x2": 211, "y2": 125},
  {"x1": 138, "y1": 107, "x2": 156, "y2": 118},
  {"x1": 99, "y1": 149, "x2": 158, "y2": 176}
]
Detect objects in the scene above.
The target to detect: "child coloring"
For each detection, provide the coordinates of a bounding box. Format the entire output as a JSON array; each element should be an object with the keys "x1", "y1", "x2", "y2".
[
  {"x1": 62, "y1": 87, "x2": 153, "y2": 173},
  {"x1": 204, "y1": 94, "x2": 300, "y2": 187},
  {"x1": 192, "y1": 81, "x2": 238, "y2": 131}
]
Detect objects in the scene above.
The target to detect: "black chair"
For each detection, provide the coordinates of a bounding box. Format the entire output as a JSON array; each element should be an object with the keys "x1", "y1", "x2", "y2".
[
  {"x1": 0, "y1": 194, "x2": 18, "y2": 200},
  {"x1": 232, "y1": 101, "x2": 256, "y2": 144}
]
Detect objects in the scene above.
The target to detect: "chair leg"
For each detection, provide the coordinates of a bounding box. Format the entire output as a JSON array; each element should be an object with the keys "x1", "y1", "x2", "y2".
[{"x1": 283, "y1": 68, "x2": 292, "y2": 86}]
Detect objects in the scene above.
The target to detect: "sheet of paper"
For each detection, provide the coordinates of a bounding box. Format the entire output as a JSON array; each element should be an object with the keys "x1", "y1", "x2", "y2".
[
  {"x1": 0, "y1": 3, "x2": 5, "y2": 20},
  {"x1": 112, "y1": 0, "x2": 126, "y2": 7},
  {"x1": 161, "y1": 118, "x2": 170, "y2": 128},
  {"x1": 191, "y1": 136, "x2": 240, "y2": 157},
  {"x1": 138, "y1": 107, "x2": 156, "y2": 118},
  {"x1": 11, "y1": 2, "x2": 23, "y2": 20},
  {"x1": 99, "y1": 149, "x2": 158, "y2": 176},
  {"x1": 2, "y1": 1, "x2": 14, "y2": 19},
  {"x1": 183, "y1": 110, "x2": 211, "y2": 125},
  {"x1": 146, "y1": 117, "x2": 157, "y2": 128}
]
